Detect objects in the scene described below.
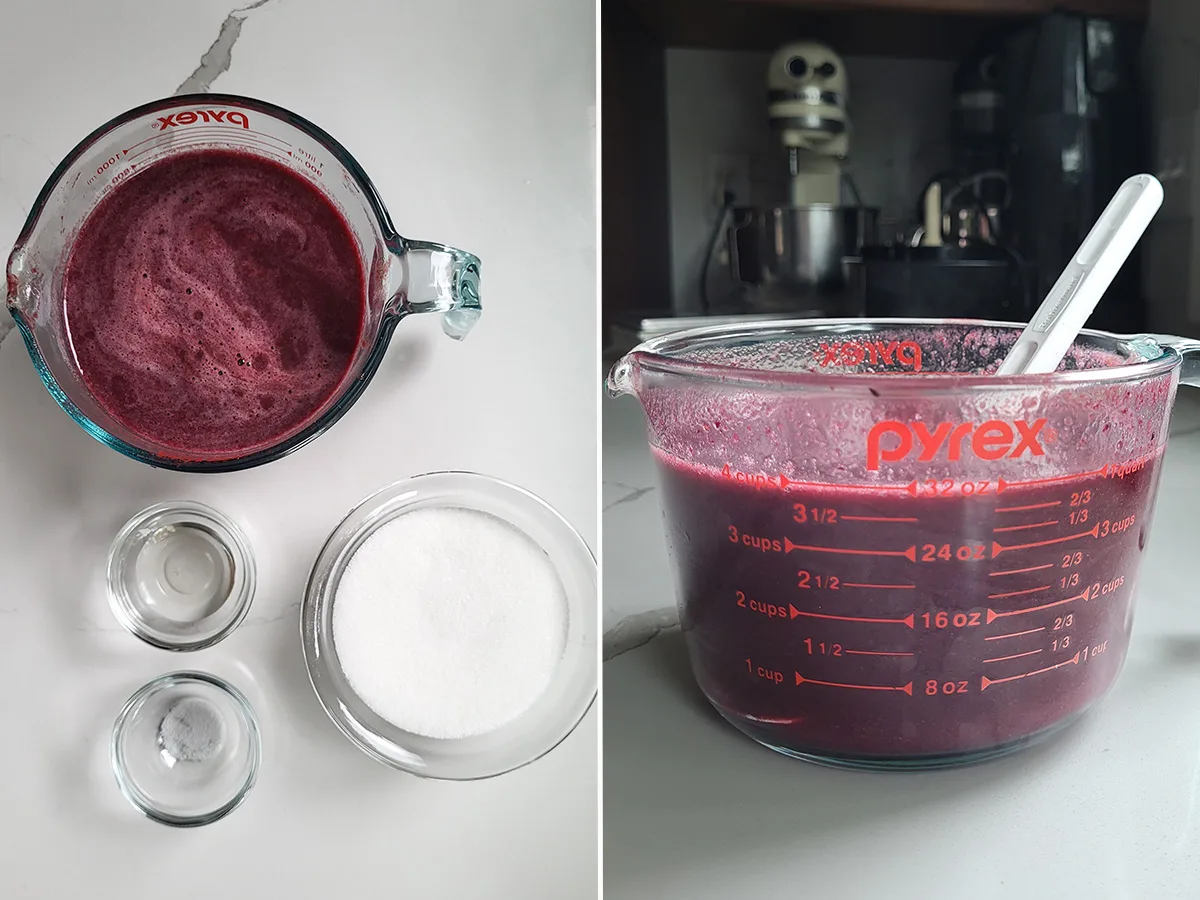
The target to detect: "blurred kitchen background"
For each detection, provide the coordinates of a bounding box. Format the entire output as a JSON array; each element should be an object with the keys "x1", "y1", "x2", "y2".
[{"x1": 602, "y1": 0, "x2": 1198, "y2": 352}]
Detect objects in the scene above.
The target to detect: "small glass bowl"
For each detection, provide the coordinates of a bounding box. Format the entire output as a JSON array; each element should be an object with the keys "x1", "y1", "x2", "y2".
[
  {"x1": 107, "y1": 501, "x2": 255, "y2": 651},
  {"x1": 301, "y1": 471, "x2": 597, "y2": 780},
  {"x1": 111, "y1": 671, "x2": 261, "y2": 827}
]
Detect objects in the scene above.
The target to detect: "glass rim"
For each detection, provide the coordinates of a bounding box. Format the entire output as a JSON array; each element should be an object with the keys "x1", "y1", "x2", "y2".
[
  {"x1": 10, "y1": 92, "x2": 400, "y2": 255},
  {"x1": 611, "y1": 317, "x2": 1180, "y2": 395}
]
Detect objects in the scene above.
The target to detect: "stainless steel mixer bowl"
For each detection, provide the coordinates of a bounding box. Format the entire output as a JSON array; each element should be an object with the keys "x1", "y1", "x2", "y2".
[{"x1": 727, "y1": 205, "x2": 878, "y2": 312}]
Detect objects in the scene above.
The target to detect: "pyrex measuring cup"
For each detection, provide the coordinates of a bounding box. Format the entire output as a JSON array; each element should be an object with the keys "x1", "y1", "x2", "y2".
[
  {"x1": 607, "y1": 318, "x2": 1200, "y2": 769},
  {"x1": 5, "y1": 94, "x2": 481, "y2": 472}
]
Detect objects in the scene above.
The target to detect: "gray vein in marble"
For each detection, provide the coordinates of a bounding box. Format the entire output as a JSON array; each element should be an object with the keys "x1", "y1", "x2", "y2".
[
  {"x1": 175, "y1": 0, "x2": 276, "y2": 95},
  {"x1": 603, "y1": 607, "x2": 679, "y2": 660},
  {"x1": 70, "y1": 620, "x2": 124, "y2": 633},
  {"x1": 241, "y1": 600, "x2": 301, "y2": 627},
  {"x1": 603, "y1": 482, "x2": 656, "y2": 512},
  {"x1": 0, "y1": 316, "x2": 13, "y2": 348}
]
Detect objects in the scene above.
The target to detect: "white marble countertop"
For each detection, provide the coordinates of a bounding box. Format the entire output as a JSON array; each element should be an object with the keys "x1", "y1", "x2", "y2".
[
  {"x1": 0, "y1": 1, "x2": 596, "y2": 897},
  {"x1": 604, "y1": 382, "x2": 1200, "y2": 899}
]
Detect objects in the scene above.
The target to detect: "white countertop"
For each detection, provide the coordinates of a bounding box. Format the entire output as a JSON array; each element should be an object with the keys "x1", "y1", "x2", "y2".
[
  {"x1": 603, "y1": 382, "x2": 1200, "y2": 899},
  {"x1": 0, "y1": 1, "x2": 596, "y2": 897}
]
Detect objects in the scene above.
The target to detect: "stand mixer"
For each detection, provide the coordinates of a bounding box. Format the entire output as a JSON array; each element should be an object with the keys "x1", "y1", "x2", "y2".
[
  {"x1": 767, "y1": 41, "x2": 848, "y2": 207},
  {"x1": 724, "y1": 41, "x2": 877, "y2": 313}
]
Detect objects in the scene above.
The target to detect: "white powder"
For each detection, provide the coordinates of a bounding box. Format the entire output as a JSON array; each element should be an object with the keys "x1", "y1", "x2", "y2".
[
  {"x1": 158, "y1": 696, "x2": 226, "y2": 763},
  {"x1": 331, "y1": 507, "x2": 569, "y2": 740}
]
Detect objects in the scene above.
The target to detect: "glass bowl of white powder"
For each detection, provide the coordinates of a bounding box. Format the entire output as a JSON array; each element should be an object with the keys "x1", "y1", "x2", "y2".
[
  {"x1": 111, "y1": 671, "x2": 261, "y2": 826},
  {"x1": 301, "y1": 471, "x2": 596, "y2": 779}
]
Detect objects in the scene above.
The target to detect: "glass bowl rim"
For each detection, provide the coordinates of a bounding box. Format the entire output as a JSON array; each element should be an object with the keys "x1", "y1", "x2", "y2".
[
  {"x1": 610, "y1": 317, "x2": 1180, "y2": 396},
  {"x1": 106, "y1": 500, "x2": 256, "y2": 651},
  {"x1": 300, "y1": 470, "x2": 597, "y2": 780}
]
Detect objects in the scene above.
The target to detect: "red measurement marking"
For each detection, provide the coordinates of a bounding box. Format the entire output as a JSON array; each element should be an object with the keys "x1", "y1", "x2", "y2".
[
  {"x1": 992, "y1": 520, "x2": 1060, "y2": 533},
  {"x1": 987, "y1": 585, "x2": 1050, "y2": 599},
  {"x1": 995, "y1": 501, "x2": 1063, "y2": 513},
  {"x1": 980, "y1": 651, "x2": 1081, "y2": 690},
  {"x1": 1003, "y1": 467, "x2": 1108, "y2": 490},
  {"x1": 120, "y1": 124, "x2": 292, "y2": 157},
  {"x1": 164, "y1": 124, "x2": 293, "y2": 145},
  {"x1": 128, "y1": 134, "x2": 286, "y2": 162},
  {"x1": 983, "y1": 648, "x2": 1044, "y2": 664},
  {"x1": 984, "y1": 626, "x2": 1046, "y2": 641},
  {"x1": 843, "y1": 582, "x2": 915, "y2": 590},
  {"x1": 796, "y1": 672, "x2": 914, "y2": 694},
  {"x1": 784, "y1": 537, "x2": 917, "y2": 561},
  {"x1": 789, "y1": 605, "x2": 915, "y2": 628},
  {"x1": 841, "y1": 515, "x2": 919, "y2": 523},
  {"x1": 989, "y1": 563, "x2": 1055, "y2": 577},
  {"x1": 844, "y1": 649, "x2": 915, "y2": 657},
  {"x1": 904, "y1": 480, "x2": 994, "y2": 497},
  {"x1": 123, "y1": 133, "x2": 163, "y2": 155},
  {"x1": 779, "y1": 474, "x2": 909, "y2": 492},
  {"x1": 986, "y1": 590, "x2": 1089, "y2": 623},
  {"x1": 992, "y1": 524, "x2": 1099, "y2": 556}
]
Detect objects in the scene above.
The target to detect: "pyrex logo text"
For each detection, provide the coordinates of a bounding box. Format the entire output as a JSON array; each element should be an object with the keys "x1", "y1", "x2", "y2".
[
  {"x1": 156, "y1": 110, "x2": 249, "y2": 130},
  {"x1": 866, "y1": 418, "x2": 1049, "y2": 471},
  {"x1": 819, "y1": 340, "x2": 922, "y2": 371}
]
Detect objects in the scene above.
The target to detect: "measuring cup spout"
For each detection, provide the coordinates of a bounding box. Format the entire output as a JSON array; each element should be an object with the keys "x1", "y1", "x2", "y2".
[
  {"x1": 388, "y1": 238, "x2": 481, "y2": 340},
  {"x1": 605, "y1": 354, "x2": 636, "y2": 398},
  {"x1": 4, "y1": 245, "x2": 36, "y2": 322}
]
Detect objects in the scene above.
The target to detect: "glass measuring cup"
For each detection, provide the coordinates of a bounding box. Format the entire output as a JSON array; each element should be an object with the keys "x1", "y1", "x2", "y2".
[
  {"x1": 607, "y1": 319, "x2": 1200, "y2": 769},
  {"x1": 5, "y1": 94, "x2": 481, "y2": 472}
]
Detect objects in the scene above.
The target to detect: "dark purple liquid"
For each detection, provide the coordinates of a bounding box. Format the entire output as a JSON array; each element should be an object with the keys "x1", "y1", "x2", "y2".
[
  {"x1": 63, "y1": 148, "x2": 365, "y2": 457},
  {"x1": 656, "y1": 450, "x2": 1162, "y2": 762}
]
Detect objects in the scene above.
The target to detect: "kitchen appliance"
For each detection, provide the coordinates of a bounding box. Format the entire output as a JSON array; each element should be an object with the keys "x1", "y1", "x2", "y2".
[
  {"x1": 608, "y1": 318, "x2": 1200, "y2": 768},
  {"x1": 854, "y1": 245, "x2": 1030, "y2": 320},
  {"x1": 5, "y1": 94, "x2": 482, "y2": 473},
  {"x1": 1002, "y1": 11, "x2": 1148, "y2": 333},
  {"x1": 717, "y1": 42, "x2": 877, "y2": 314},
  {"x1": 857, "y1": 38, "x2": 1031, "y2": 322},
  {"x1": 919, "y1": 39, "x2": 1011, "y2": 250},
  {"x1": 728, "y1": 206, "x2": 879, "y2": 312},
  {"x1": 768, "y1": 41, "x2": 847, "y2": 208}
]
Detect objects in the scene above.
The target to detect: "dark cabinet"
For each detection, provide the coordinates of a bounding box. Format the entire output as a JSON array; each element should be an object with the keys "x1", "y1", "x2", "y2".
[{"x1": 601, "y1": 0, "x2": 1150, "y2": 327}]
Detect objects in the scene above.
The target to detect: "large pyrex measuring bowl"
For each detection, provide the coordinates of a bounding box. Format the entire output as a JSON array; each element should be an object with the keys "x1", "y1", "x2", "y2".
[
  {"x1": 607, "y1": 318, "x2": 1200, "y2": 769},
  {"x1": 5, "y1": 94, "x2": 481, "y2": 472}
]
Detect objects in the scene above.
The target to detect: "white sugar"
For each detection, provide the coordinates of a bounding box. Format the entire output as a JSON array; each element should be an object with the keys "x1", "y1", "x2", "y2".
[{"x1": 331, "y1": 507, "x2": 569, "y2": 740}]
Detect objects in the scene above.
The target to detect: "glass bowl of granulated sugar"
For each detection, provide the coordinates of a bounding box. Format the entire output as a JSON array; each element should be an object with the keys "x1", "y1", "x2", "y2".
[{"x1": 301, "y1": 471, "x2": 597, "y2": 779}]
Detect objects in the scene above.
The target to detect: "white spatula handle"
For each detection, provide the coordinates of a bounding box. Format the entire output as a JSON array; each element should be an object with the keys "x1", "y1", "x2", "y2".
[{"x1": 995, "y1": 174, "x2": 1164, "y2": 376}]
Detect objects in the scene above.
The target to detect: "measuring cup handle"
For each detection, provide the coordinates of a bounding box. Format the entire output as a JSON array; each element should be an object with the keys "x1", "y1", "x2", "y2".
[
  {"x1": 1137, "y1": 334, "x2": 1200, "y2": 387},
  {"x1": 389, "y1": 239, "x2": 482, "y2": 340}
]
